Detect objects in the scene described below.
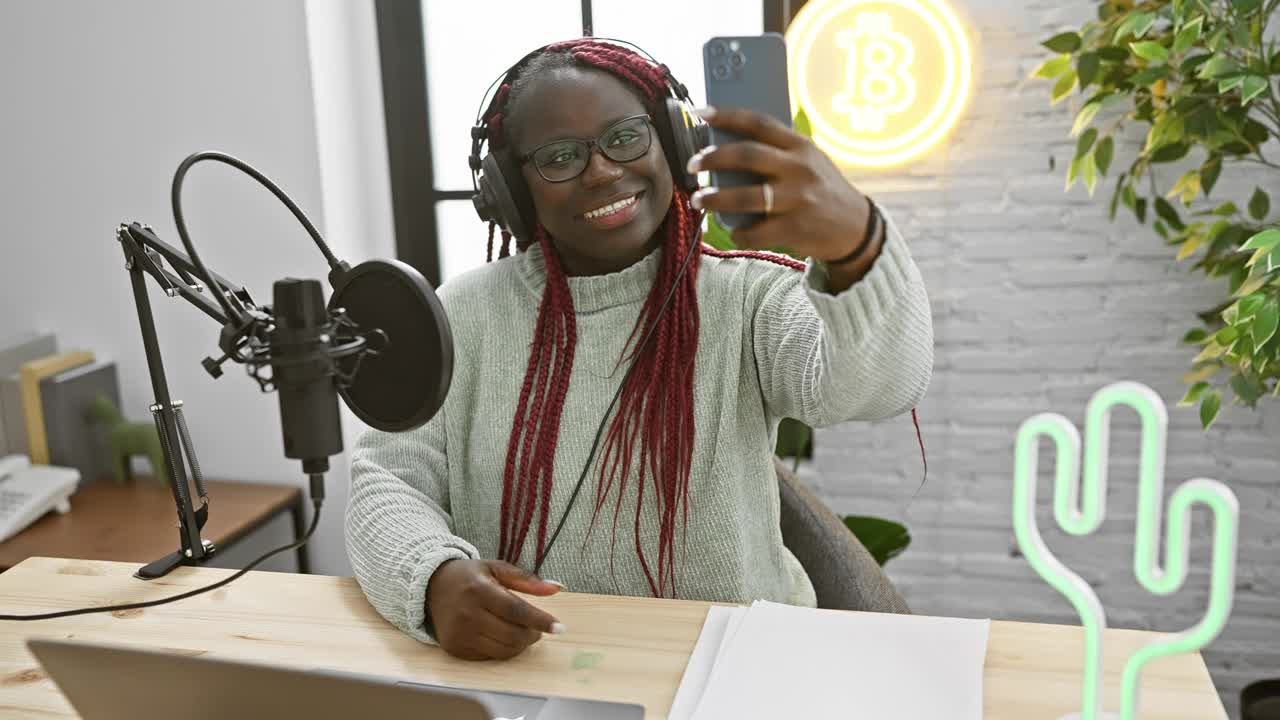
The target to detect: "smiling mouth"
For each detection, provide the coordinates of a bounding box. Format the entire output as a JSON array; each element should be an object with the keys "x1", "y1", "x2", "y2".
[{"x1": 580, "y1": 191, "x2": 644, "y2": 221}]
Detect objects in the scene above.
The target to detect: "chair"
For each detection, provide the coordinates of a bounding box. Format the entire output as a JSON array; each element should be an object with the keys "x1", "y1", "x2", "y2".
[
  {"x1": 775, "y1": 457, "x2": 911, "y2": 614},
  {"x1": 1243, "y1": 679, "x2": 1280, "y2": 720}
]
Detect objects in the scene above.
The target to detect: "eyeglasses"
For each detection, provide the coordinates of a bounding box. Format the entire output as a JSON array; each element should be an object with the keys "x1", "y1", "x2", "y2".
[{"x1": 518, "y1": 114, "x2": 653, "y2": 183}]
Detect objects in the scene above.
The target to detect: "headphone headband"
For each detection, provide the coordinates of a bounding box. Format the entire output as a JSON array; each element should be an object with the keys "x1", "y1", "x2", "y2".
[{"x1": 469, "y1": 37, "x2": 707, "y2": 242}]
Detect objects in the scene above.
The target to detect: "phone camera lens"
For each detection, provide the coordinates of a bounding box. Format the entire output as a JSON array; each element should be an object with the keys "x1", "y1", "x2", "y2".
[
  {"x1": 710, "y1": 42, "x2": 727, "y2": 57},
  {"x1": 712, "y1": 64, "x2": 730, "y2": 80},
  {"x1": 730, "y1": 52, "x2": 747, "y2": 68}
]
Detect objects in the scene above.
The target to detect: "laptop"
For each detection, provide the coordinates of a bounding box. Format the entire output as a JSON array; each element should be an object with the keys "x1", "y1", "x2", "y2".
[{"x1": 28, "y1": 638, "x2": 645, "y2": 720}]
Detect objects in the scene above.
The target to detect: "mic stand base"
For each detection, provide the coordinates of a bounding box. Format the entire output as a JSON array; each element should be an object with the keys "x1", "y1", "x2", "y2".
[{"x1": 134, "y1": 539, "x2": 217, "y2": 581}]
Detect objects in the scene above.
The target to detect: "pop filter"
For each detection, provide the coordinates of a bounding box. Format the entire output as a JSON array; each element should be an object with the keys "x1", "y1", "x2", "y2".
[{"x1": 328, "y1": 259, "x2": 453, "y2": 432}]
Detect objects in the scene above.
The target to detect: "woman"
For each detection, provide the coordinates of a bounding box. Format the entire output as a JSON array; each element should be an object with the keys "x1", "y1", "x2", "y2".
[{"x1": 345, "y1": 39, "x2": 933, "y2": 661}]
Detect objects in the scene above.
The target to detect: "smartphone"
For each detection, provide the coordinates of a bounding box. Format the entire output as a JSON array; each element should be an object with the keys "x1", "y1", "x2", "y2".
[{"x1": 702, "y1": 33, "x2": 793, "y2": 230}]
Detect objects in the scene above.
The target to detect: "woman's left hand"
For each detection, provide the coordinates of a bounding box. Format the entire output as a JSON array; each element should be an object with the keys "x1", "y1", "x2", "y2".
[{"x1": 687, "y1": 106, "x2": 874, "y2": 263}]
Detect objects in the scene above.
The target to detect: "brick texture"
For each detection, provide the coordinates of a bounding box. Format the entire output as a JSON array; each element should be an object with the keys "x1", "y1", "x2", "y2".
[{"x1": 808, "y1": 1, "x2": 1280, "y2": 716}]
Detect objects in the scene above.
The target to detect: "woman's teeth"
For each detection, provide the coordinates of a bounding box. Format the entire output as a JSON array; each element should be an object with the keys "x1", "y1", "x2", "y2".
[{"x1": 584, "y1": 195, "x2": 637, "y2": 219}]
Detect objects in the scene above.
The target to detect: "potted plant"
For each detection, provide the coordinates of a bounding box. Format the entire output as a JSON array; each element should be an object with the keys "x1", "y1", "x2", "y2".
[{"x1": 1032, "y1": 0, "x2": 1280, "y2": 427}]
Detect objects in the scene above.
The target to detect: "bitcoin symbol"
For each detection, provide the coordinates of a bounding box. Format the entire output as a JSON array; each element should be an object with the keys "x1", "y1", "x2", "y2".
[{"x1": 833, "y1": 12, "x2": 916, "y2": 133}]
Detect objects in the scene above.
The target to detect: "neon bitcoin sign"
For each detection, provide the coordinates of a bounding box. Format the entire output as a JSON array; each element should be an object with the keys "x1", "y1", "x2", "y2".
[{"x1": 787, "y1": 0, "x2": 973, "y2": 167}]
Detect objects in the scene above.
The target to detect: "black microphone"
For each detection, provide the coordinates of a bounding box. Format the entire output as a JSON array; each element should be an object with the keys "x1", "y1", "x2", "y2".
[{"x1": 270, "y1": 278, "x2": 343, "y2": 476}]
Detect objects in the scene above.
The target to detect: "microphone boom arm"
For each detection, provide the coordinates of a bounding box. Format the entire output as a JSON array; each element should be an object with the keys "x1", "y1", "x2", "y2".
[{"x1": 115, "y1": 221, "x2": 260, "y2": 579}]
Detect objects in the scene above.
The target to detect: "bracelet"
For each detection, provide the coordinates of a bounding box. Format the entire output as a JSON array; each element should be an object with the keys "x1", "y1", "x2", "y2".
[{"x1": 828, "y1": 196, "x2": 880, "y2": 266}]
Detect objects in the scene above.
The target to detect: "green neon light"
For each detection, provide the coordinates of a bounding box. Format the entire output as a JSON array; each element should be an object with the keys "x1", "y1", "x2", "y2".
[{"x1": 1012, "y1": 381, "x2": 1239, "y2": 720}]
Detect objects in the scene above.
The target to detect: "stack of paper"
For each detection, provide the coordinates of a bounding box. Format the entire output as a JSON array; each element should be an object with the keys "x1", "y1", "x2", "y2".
[{"x1": 669, "y1": 601, "x2": 990, "y2": 720}]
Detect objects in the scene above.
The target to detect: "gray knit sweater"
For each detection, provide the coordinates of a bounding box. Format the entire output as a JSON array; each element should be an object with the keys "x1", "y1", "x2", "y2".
[{"x1": 345, "y1": 210, "x2": 933, "y2": 643}]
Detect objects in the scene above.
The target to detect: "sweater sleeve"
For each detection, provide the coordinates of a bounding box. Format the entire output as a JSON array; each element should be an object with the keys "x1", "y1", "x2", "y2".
[
  {"x1": 344, "y1": 406, "x2": 479, "y2": 644},
  {"x1": 751, "y1": 208, "x2": 934, "y2": 428}
]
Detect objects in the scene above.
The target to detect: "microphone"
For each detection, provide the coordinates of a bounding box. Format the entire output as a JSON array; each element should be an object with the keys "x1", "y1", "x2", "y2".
[{"x1": 270, "y1": 278, "x2": 343, "y2": 476}]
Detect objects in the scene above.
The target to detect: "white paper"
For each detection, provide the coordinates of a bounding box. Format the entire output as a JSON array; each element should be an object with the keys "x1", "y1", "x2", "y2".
[
  {"x1": 688, "y1": 602, "x2": 990, "y2": 720},
  {"x1": 667, "y1": 606, "x2": 740, "y2": 720}
]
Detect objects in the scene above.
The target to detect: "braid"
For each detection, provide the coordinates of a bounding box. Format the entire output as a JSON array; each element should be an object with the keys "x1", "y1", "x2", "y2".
[{"x1": 485, "y1": 40, "x2": 805, "y2": 596}]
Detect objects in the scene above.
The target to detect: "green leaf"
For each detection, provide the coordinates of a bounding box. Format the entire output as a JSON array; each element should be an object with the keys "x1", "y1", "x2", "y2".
[
  {"x1": 1130, "y1": 65, "x2": 1173, "y2": 86},
  {"x1": 703, "y1": 210, "x2": 735, "y2": 250},
  {"x1": 1078, "y1": 52, "x2": 1101, "y2": 88},
  {"x1": 1043, "y1": 31, "x2": 1083, "y2": 53},
  {"x1": 1032, "y1": 55, "x2": 1072, "y2": 79},
  {"x1": 1179, "y1": 381, "x2": 1211, "y2": 406},
  {"x1": 1178, "y1": 232, "x2": 1206, "y2": 260},
  {"x1": 1097, "y1": 45, "x2": 1130, "y2": 62},
  {"x1": 1151, "y1": 142, "x2": 1190, "y2": 163},
  {"x1": 1200, "y1": 156, "x2": 1222, "y2": 196},
  {"x1": 1082, "y1": 152, "x2": 1098, "y2": 195},
  {"x1": 1215, "y1": 326, "x2": 1240, "y2": 346},
  {"x1": 1183, "y1": 328, "x2": 1209, "y2": 343},
  {"x1": 1231, "y1": 374, "x2": 1263, "y2": 407},
  {"x1": 1219, "y1": 75, "x2": 1247, "y2": 93},
  {"x1": 1241, "y1": 229, "x2": 1280, "y2": 252},
  {"x1": 1254, "y1": 300, "x2": 1279, "y2": 347},
  {"x1": 1213, "y1": 201, "x2": 1239, "y2": 216},
  {"x1": 1109, "y1": 172, "x2": 1127, "y2": 219},
  {"x1": 1145, "y1": 113, "x2": 1185, "y2": 151},
  {"x1": 1066, "y1": 155, "x2": 1082, "y2": 190},
  {"x1": 842, "y1": 515, "x2": 911, "y2": 566},
  {"x1": 775, "y1": 417, "x2": 813, "y2": 460},
  {"x1": 1156, "y1": 197, "x2": 1186, "y2": 230},
  {"x1": 1199, "y1": 390, "x2": 1221, "y2": 429},
  {"x1": 1172, "y1": 15, "x2": 1204, "y2": 53},
  {"x1": 793, "y1": 107, "x2": 812, "y2": 138},
  {"x1": 1181, "y1": 53, "x2": 1213, "y2": 74},
  {"x1": 1232, "y1": 0, "x2": 1262, "y2": 13},
  {"x1": 1240, "y1": 75, "x2": 1269, "y2": 104},
  {"x1": 1052, "y1": 69, "x2": 1078, "y2": 104},
  {"x1": 1248, "y1": 187, "x2": 1270, "y2": 220},
  {"x1": 1115, "y1": 12, "x2": 1157, "y2": 42},
  {"x1": 1238, "y1": 293, "x2": 1266, "y2": 320},
  {"x1": 1072, "y1": 100, "x2": 1102, "y2": 136},
  {"x1": 1243, "y1": 118, "x2": 1270, "y2": 145},
  {"x1": 1208, "y1": 27, "x2": 1229, "y2": 52},
  {"x1": 1198, "y1": 54, "x2": 1240, "y2": 78},
  {"x1": 1185, "y1": 363, "x2": 1219, "y2": 383},
  {"x1": 1135, "y1": 196, "x2": 1148, "y2": 223},
  {"x1": 1131, "y1": 41, "x2": 1169, "y2": 63},
  {"x1": 1076, "y1": 128, "x2": 1098, "y2": 158},
  {"x1": 1095, "y1": 136, "x2": 1114, "y2": 175}
]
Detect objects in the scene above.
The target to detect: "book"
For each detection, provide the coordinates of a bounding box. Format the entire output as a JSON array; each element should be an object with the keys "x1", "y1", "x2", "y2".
[
  {"x1": 0, "y1": 332, "x2": 58, "y2": 455},
  {"x1": 41, "y1": 360, "x2": 120, "y2": 485},
  {"x1": 19, "y1": 351, "x2": 95, "y2": 464}
]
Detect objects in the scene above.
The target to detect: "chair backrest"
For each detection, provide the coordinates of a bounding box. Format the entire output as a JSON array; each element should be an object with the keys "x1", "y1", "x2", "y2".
[{"x1": 774, "y1": 457, "x2": 910, "y2": 614}]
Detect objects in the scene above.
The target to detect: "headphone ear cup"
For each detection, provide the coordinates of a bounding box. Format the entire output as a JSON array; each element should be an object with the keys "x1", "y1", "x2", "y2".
[
  {"x1": 478, "y1": 151, "x2": 536, "y2": 244},
  {"x1": 658, "y1": 97, "x2": 705, "y2": 193}
]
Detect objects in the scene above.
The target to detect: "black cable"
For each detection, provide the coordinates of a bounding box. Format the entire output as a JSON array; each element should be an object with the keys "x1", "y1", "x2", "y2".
[
  {"x1": 170, "y1": 151, "x2": 341, "y2": 325},
  {"x1": 0, "y1": 500, "x2": 322, "y2": 621},
  {"x1": 533, "y1": 209, "x2": 705, "y2": 576}
]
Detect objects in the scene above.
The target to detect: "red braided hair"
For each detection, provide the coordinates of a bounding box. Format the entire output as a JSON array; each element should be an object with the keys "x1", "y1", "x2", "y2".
[{"x1": 484, "y1": 40, "x2": 804, "y2": 597}]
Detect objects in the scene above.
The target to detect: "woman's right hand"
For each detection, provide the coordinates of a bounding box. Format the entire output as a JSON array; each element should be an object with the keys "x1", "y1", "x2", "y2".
[{"x1": 426, "y1": 558, "x2": 565, "y2": 660}]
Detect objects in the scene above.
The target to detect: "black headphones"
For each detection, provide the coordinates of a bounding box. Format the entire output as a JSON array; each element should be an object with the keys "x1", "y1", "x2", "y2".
[{"x1": 469, "y1": 38, "x2": 710, "y2": 244}]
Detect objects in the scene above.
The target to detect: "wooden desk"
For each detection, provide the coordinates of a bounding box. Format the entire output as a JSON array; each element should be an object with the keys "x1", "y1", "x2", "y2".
[
  {"x1": 0, "y1": 558, "x2": 1226, "y2": 719},
  {"x1": 0, "y1": 481, "x2": 308, "y2": 573}
]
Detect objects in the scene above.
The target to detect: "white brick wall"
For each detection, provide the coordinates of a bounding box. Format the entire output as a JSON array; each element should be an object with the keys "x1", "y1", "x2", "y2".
[{"x1": 808, "y1": 1, "x2": 1280, "y2": 716}]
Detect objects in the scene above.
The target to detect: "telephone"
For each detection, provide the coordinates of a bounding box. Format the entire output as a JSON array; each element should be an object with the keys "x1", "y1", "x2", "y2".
[{"x1": 0, "y1": 455, "x2": 80, "y2": 544}]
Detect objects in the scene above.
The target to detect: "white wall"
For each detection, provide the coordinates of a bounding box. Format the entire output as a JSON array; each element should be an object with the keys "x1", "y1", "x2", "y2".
[{"x1": 0, "y1": 0, "x2": 393, "y2": 576}]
